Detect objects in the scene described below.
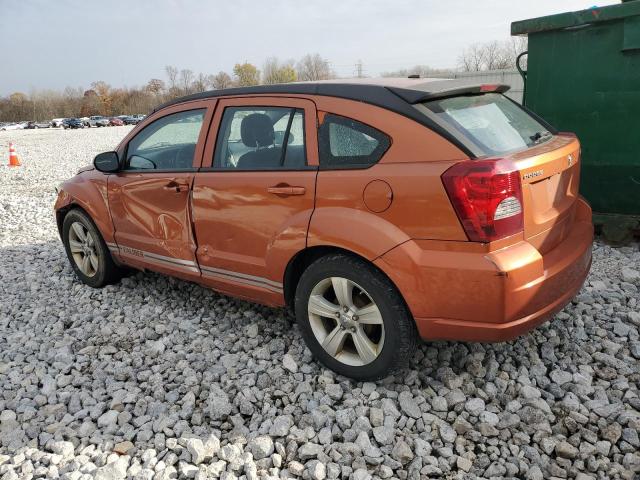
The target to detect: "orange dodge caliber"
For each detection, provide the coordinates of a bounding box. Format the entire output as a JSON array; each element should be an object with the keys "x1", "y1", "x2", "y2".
[{"x1": 54, "y1": 79, "x2": 593, "y2": 380}]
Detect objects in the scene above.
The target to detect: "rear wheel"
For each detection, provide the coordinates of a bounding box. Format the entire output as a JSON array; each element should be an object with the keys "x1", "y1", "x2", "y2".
[
  {"x1": 62, "y1": 209, "x2": 123, "y2": 288},
  {"x1": 294, "y1": 253, "x2": 417, "y2": 380}
]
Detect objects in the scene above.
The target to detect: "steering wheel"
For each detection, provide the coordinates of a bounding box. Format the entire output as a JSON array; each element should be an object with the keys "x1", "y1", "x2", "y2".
[{"x1": 173, "y1": 144, "x2": 195, "y2": 169}]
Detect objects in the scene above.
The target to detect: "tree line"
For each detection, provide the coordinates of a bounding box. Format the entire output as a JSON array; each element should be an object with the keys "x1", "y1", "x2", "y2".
[
  {"x1": 380, "y1": 38, "x2": 527, "y2": 77},
  {"x1": 0, "y1": 39, "x2": 526, "y2": 122},
  {"x1": 457, "y1": 38, "x2": 527, "y2": 72},
  {"x1": 0, "y1": 53, "x2": 332, "y2": 122}
]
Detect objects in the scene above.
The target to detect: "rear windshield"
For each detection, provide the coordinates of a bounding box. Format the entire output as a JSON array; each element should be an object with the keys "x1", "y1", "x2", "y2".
[{"x1": 423, "y1": 93, "x2": 551, "y2": 156}]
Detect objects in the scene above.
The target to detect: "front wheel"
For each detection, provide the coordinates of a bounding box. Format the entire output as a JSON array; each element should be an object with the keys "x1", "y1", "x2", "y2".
[
  {"x1": 294, "y1": 254, "x2": 417, "y2": 380},
  {"x1": 62, "y1": 209, "x2": 123, "y2": 288}
]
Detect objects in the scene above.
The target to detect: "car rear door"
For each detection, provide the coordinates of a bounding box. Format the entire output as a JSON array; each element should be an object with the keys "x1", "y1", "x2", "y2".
[
  {"x1": 192, "y1": 96, "x2": 318, "y2": 305},
  {"x1": 108, "y1": 99, "x2": 215, "y2": 280}
]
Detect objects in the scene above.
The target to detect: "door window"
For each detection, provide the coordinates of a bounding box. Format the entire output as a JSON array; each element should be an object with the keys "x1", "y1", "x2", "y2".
[
  {"x1": 318, "y1": 114, "x2": 390, "y2": 169},
  {"x1": 214, "y1": 107, "x2": 306, "y2": 170},
  {"x1": 124, "y1": 109, "x2": 205, "y2": 171}
]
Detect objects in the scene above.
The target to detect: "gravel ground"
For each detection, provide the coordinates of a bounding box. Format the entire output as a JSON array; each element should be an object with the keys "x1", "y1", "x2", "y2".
[{"x1": 1, "y1": 127, "x2": 639, "y2": 480}]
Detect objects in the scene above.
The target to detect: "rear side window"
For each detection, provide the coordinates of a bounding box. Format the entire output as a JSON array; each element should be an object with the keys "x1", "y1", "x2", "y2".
[
  {"x1": 423, "y1": 93, "x2": 550, "y2": 156},
  {"x1": 214, "y1": 107, "x2": 306, "y2": 170},
  {"x1": 318, "y1": 114, "x2": 390, "y2": 169}
]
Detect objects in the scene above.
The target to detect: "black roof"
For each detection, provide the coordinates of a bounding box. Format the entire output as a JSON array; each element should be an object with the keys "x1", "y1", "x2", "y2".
[
  {"x1": 153, "y1": 79, "x2": 512, "y2": 158},
  {"x1": 154, "y1": 78, "x2": 510, "y2": 111}
]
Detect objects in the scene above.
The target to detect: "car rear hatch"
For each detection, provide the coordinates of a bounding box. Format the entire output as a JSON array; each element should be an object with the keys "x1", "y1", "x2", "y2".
[
  {"x1": 505, "y1": 133, "x2": 580, "y2": 253},
  {"x1": 414, "y1": 87, "x2": 581, "y2": 252}
]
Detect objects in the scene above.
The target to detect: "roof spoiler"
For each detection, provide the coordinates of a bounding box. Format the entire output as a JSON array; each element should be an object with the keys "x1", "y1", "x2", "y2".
[{"x1": 387, "y1": 83, "x2": 511, "y2": 104}]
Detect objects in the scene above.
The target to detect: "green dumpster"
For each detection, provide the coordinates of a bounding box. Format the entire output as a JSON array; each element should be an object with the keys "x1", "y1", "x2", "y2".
[{"x1": 512, "y1": 1, "x2": 640, "y2": 240}]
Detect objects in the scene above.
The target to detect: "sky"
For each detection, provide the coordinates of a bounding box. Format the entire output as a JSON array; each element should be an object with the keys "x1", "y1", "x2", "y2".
[{"x1": 1, "y1": 0, "x2": 615, "y2": 95}]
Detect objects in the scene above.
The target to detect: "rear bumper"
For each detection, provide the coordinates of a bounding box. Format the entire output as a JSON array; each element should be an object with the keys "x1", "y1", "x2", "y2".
[{"x1": 376, "y1": 197, "x2": 593, "y2": 342}]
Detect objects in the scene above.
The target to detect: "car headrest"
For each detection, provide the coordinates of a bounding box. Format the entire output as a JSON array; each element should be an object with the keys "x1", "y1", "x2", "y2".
[{"x1": 241, "y1": 113, "x2": 274, "y2": 148}]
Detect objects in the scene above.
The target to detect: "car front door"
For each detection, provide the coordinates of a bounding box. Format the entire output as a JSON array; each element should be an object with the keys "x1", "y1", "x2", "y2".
[
  {"x1": 108, "y1": 100, "x2": 215, "y2": 280},
  {"x1": 192, "y1": 97, "x2": 319, "y2": 305}
]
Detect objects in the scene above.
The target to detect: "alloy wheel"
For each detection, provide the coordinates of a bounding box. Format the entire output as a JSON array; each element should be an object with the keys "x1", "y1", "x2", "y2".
[
  {"x1": 68, "y1": 222, "x2": 99, "y2": 277},
  {"x1": 307, "y1": 277, "x2": 385, "y2": 366}
]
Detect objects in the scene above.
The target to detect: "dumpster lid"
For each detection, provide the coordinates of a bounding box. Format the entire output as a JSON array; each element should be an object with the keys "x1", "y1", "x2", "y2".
[{"x1": 512, "y1": 1, "x2": 640, "y2": 36}]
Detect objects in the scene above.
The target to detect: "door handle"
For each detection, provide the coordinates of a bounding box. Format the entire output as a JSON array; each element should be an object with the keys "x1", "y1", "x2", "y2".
[
  {"x1": 267, "y1": 185, "x2": 306, "y2": 196},
  {"x1": 164, "y1": 179, "x2": 189, "y2": 192}
]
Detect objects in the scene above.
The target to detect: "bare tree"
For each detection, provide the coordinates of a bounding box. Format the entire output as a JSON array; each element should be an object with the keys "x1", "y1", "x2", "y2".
[
  {"x1": 296, "y1": 53, "x2": 332, "y2": 81},
  {"x1": 508, "y1": 37, "x2": 528, "y2": 69},
  {"x1": 62, "y1": 87, "x2": 83, "y2": 117},
  {"x1": 179, "y1": 69, "x2": 195, "y2": 95},
  {"x1": 146, "y1": 78, "x2": 165, "y2": 96},
  {"x1": 192, "y1": 72, "x2": 209, "y2": 92},
  {"x1": 164, "y1": 65, "x2": 181, "y2": 98},
  {"x1": 210, "y1": 71, "x2": 233, "y2": 90},
  {"x1": 483, "y1": 41, "x2": 510, "y2": 70},
  {"x1": 165, "y1": 66, "x2": 178, "y2": 90},
  {"x1": 458, "y1": 38, "x2": 528, "y2": 72},
  {"x1": 458, "y1": 43, "x2": 486, "y2": 72}
]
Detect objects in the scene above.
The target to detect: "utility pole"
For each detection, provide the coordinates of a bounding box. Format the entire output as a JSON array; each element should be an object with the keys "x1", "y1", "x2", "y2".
[{"x1": 355, "y1": 59, "x2": 364, "y2": 78}]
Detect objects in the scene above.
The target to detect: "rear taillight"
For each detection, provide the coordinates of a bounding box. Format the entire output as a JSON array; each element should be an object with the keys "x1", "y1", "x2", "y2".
[{"x1": 442, "y1": 158, "x2": 523, "y2": 242}]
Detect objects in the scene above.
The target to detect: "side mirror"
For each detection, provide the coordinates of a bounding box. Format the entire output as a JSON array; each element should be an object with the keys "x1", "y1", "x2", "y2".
[{"x1": 93, "y1": 151, "x2": 119, "y2": 173}]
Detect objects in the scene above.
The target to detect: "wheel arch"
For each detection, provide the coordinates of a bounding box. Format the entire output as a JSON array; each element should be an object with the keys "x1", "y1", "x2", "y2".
[
  {"x1": 55, "y1": 202, "x2": 91, "y2": 239},
  {"x1": 283, "y1": 244, "x2": 412, "y2": 318}
]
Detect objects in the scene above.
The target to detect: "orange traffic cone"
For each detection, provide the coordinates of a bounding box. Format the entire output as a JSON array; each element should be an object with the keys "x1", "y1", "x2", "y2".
[{"x1": 8, "y1": 142, "x2": 21, "y2": 167}]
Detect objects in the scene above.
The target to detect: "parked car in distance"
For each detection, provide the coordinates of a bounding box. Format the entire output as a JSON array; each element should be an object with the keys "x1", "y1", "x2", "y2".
[
  {"x1": 62, "y1": 118, "x2": 85, "y2": 129},
  {"x1": 55, "y1": 79, "x2": 593, "y2": 380},
  {"x1": 121, "y1": 116, "x2": 141, "y2": 125},
  {"x1": 85, "y1": 116, "x2": 110, "y2": 127},
  {"x1": 25, "y1": 121, "x2": 51, "y2": 129},
  {"x1": 0, "y1": 122, "x2": 22, "y2": 131},
  {"x1": 109, "y1": 117, "x2": 124, "y2": 126},
  {"x1": 51, "y1": 118, "x2": 67, "y2": 128}
]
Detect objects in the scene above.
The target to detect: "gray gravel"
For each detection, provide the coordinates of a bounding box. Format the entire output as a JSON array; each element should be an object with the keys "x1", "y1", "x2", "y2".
[{"x1": 1, "y1": 127, "x2": 640, "y2": 480}]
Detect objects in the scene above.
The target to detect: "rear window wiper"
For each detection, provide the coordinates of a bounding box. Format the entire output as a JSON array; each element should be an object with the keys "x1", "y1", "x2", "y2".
[{"x1": 530, "y1": 130, "x2": 552, "y2": 144}]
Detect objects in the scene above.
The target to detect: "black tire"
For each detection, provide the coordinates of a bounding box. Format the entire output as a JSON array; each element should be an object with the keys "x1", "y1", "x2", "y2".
[
  {"x1": 294, "y1": 253, "x2": 417, "y2": 380},
  {"x1": 62, "y1": 209, "x2": 123, "y2": 288}
]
